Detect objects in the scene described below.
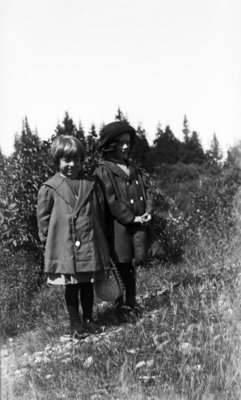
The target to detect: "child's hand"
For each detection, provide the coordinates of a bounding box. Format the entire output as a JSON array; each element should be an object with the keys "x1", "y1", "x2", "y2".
[
  {"x1": 134, "y1": 216, "x2": 144, "y2": 224},
  {"x1": 141, "y1": 213, "x2": 152, "y2": 224}
]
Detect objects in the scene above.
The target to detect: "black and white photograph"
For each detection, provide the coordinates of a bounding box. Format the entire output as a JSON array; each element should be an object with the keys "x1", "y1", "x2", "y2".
[{"x1": 1, "y1": 1, "x2": 241, "y2": 399}]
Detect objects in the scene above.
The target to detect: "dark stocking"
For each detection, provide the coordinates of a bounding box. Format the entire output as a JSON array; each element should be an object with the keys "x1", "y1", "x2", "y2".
[
  {"x1": 65, "y1": 283, "x2": 81, "y2": 329},
  {"x1": 80, "y1": 282, "x2": 94, "y2": 320},
  {"x1": 116, "y1": 263, "x2": 136, "y2": 308}
]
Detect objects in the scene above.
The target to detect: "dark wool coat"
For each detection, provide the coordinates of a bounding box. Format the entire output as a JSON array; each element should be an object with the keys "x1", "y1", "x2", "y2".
[
  {"x1": 37, "y1": 173, "x2": 109, "y2": 275},
  {"x1": 95, "y1": 160, "x2": 154, "y2": 263}
]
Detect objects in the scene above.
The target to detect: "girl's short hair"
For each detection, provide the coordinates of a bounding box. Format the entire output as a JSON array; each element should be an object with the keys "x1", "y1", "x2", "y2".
[{"x1": 51, "y1": 135, "x2": 85, "y2": 167}]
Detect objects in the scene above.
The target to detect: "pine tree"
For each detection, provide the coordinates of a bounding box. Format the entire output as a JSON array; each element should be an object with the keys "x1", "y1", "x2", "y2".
[
  {"x1": 14, "y1": 117, "x2": 41, "y2": 159},
  {"x1": 76, "y1": 121, "x2": 86, "y2": 148},
  {"x1": 132, "y1": 124, "x2": 152, "y2": 170},
  {"x1": 226, "y1": 141, "x2": 241, "y2": 166},
  {"x1": 153, "y1": 124, "x2": 181, "y2": 165},
  {"x1": 2, "y1": 118, "x2": 52, "y2": 251},
  {"x1": 55, "y1": 112, "x2": 77, "y2": 136},
  {"x1": 182, "y1": 115, "x2": 190, "y2": 143},
  {"x1": 0, "y1": 147, "x2": 4, "y2": 167},
  {"x1": 86, "y1": 124, "x2": 98, "y2": 154},
  {"x1": 180, "y1": 118, "x2": 206, "y2": 164},
  {"x1": 206, "y1": 133, "x2": 223, "y2": 164},
  {"x1": 183, "y1": 131, "x2": 206, "y2": 164},
  {"x1": 115, "y1": 107, "x2": 128, "y2": 122}
]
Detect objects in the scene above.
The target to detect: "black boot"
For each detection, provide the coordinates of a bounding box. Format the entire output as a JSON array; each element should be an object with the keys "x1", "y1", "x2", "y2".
[
  {"x1": 115, "y1": 263, "x2": 139, "y2": 323},
  {"x1": 125, "y1": 265, "x2": 143, "y2": 320},
  {"x1": 66, "y1": 305, "x2": 86, "y2": 339},
  {"x1": 114, "y1": 293, "x2": 134, "y2": 322}
]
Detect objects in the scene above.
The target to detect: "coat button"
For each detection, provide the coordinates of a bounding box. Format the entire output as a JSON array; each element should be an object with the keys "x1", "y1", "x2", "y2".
[
  {"x1": 75, "y1": 240, "x2": 81, "y2": 247},
  {"x1": 140, "y1": 196, "x2": 143, "y2": 201},
  {"x1": 136, "y1": 180, "x2": 139, "y2": 185},
  {"x1": 130, "y1": 199, "x2": 134, "y2": 204}
]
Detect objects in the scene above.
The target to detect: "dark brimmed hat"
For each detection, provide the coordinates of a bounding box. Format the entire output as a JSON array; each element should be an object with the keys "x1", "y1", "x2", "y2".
[{"x1": 99, "y1": 121, "x2": 136, "y2": 150}]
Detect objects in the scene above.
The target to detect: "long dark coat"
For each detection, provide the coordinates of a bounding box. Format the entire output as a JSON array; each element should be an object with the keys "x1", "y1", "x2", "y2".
[
  {"x1": 37, "y1": 173, "x2": 109, "y2": 275},
  {"x1": 95, "y1": 160, "x2": 154, "y2": 263}
]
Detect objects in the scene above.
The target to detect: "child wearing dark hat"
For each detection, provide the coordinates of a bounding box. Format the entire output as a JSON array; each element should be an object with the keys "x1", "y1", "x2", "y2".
[
  {"x1": 37, "y1": 135, "x2": 110, "y2": 338},
  {"x1": 95, "y1": 121, "x2": 155, "y2": 321}
]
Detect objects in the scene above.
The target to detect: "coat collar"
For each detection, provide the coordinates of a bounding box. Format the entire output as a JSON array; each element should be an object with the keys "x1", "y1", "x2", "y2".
[
  {"x1": 99, "y1": 160, "x2": 138, "y2": 181},
  {"x1": 44, "y1": 173, "x2": 94, "y2": 211}
]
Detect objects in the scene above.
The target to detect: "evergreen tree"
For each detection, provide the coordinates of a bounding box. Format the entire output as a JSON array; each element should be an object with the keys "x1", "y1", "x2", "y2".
[
  {"x1": 181, "y1": 131, "x2": 206, "y2": 164},
  {"x1": 2, "y1": 118, "x2": 52, "y2": 251},
  {"x1": 86, "y1": 124, "x2": 98, "y2": 154},
  {"x1": 206, "y1": 133, "x2": 223, "y2": 164},
  {"x1": 76, "y1": 121, "x2": 86, "y2": 148},
  {"x1": 13, "y1": 117, "x2": 41, "y2": 159},
  {"x1": 226, "y1": 142, "x2": 241, "y2": 168},
  {"x1": 153, "y1": 124, "x2": 181, "y2": 165},
  {"x1": 182, "y1": 115, "x2": 190, "y2": 143},
  {"x1": 132, "y1": 124, "x2": 152, "y2": 170},
  {"x1": 55, "y1": 112, "x2": 77, "y2": 136},
  {"x1": 115, "y1": 107, "x2": 128, "y2": 122},
  {"x1": 180, "y1": 116, "x2": 206, "y2": 164},
  {"x1": 55, "y1": 112, "x2": 87, "y2": 148},
  {"x1": 0, "y1": 147, "x2": 5, "y2": 166}
]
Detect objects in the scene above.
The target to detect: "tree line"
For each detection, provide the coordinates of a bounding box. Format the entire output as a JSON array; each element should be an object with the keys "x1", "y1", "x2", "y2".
[
  {"x1": 0, "y1": 108, "x2": 225, "y2": 171},
  {"x1": 0, "y1": 108, "x2": 240, "y2": 255}
]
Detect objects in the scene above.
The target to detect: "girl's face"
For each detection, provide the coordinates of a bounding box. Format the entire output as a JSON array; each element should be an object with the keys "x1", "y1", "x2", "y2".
[
  {"x1": 111, "y1": 133, "x2": 131, "y2": 161},
  {"x1": 59, "y1": 155, "x2": 81, "y2": 179}
]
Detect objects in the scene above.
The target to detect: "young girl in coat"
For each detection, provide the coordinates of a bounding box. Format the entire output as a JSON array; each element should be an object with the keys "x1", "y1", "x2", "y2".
[
  {"x1": 37, "y1": 135, "x2": 110, "y2": 338},
  {"x1": 95, "y1": 121, "x2": 158, "y2": 321}
]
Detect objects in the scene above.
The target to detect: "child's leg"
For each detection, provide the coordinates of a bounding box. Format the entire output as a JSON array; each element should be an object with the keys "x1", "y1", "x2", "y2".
[
  {"x1": 116, "y1": 262, "x2": 136, "y2": 307},
  {"x1": 115, "y1": 263, "x2": 127, "y2": 308},
  {"x1": 125, "y1": 264, "x2": 137, "y2": 308},
  {"x1": 80, "y1": 282, "x2": 94, "y2": 320},
  {"x1": 115, "y1": 262, "x2": 141, "y2": 322},
  {"x1": 65, "y1": 283, "x2": 82, "y2": 332},
  {"x1": 80, "y1": 282, "x2": 101, "y2": 333}
]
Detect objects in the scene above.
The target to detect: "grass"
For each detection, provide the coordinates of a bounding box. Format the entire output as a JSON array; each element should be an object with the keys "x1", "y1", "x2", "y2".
[
  {"x1": 2, "y1": 250, "x2": 241, "y2": 400},
  {"x1": 2, "y1": 191, "x2": 241, "y2": 399}
]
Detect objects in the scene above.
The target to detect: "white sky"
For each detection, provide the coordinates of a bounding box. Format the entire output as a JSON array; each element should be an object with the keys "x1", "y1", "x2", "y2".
[{"x1": 0, "y1": 0, "x2": 241, "y2": 156}]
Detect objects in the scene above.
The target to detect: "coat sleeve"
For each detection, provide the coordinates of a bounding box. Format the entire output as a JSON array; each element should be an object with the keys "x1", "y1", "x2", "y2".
[
  {"x1": 92, "y1": 178, "x2": 107, "y2": 232},
  {"x1": 37, "y1": 185, "x2": 54, "y2": 244},
  {"x1": 95, "y1": 167, "x2": 135, "y2": 225},
  {"x1": 141, "y1": 172, "x2": 154, "y2": 215}
]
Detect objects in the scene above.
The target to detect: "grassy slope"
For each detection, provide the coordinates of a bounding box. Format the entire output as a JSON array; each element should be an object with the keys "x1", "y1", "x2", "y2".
[
  {"x1": 2, "y1": 251, "x2": 241, "y2": 400},
  {"x1": 1, "y1": 170, "x2": 241, "y2": 400}
]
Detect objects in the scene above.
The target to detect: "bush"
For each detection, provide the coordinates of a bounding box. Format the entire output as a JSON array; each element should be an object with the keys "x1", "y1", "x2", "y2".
[
  {"x1": 0, "y1": 247, "x2": 44, "y2": 336},
  {"x1": 1, "y1": 138, "x2": 52, "y2": 255}
]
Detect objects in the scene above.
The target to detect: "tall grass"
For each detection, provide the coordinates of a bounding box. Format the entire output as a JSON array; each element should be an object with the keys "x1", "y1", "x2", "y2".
[{"x1": 1, "y1": 187, "x2": 241, "y2": 399}]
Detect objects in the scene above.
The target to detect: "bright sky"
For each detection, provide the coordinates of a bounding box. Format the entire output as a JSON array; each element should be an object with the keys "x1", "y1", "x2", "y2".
[{"x1": 1, "y1": 0, "x2": 241, "y2": 156}]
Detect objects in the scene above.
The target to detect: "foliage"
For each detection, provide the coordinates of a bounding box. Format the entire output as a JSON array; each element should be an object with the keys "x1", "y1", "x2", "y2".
[
  {"x1": 226, "y1": 140, "x2": 241, "y2": 169},
  {"x1": 115, "y1": 107, "x2": 128, "y2": 122},
  {"x1": 0, "y1": 247, "x2": 44, "y2": 336},
  {"x1": 1, "y1": 119, "x2": 52, "y2": 254},
  {"x1": 152, "y1": 124, "x2": 181, "y2": 166},
  {"x1": 148, "y1": 161, "x2": 241, "y2": 265},
  {"x1": 54, "y1": 112, "x2": 99, "y2": 174},
  {"x1": 55, "y1": 111, "x2": 87, "y2": 147},
  {"x1": 132, "y1": 124, "x2": 153, "y2": 171},
  {"x1": 2, "y1": 245, "x2": 241, "y2": 399},
  {"x1": 206, "y1": 133, "x2": 223, "y2": 164},
  {"x1": 0, "y1": 115, "x2": 99, "y2": 255},
  {"x1": 180, "y1": 130, "x2": 206, "y2": 164},
  {"x1": 1, "y1": 135, "x2": 241, "y2": 399},
  {"x1": 182, "y1": 114, "x2": 190, "y2": 143}
]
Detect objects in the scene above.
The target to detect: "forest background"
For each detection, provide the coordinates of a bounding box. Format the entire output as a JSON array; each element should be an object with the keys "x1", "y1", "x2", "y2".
[{"x1": 1, "y1": 109, "x2": 241, "y2": 399}]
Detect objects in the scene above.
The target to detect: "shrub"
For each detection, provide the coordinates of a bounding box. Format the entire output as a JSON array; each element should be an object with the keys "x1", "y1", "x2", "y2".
[{"x1": 0, "y1": 247, "x2": 44, "y2": 336}]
